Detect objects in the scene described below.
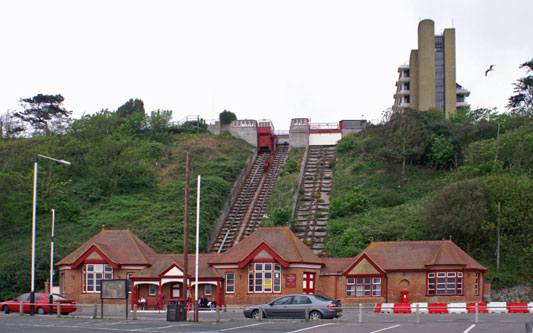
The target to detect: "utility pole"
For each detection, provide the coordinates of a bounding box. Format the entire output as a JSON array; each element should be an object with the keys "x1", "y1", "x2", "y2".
[
  {"x1": 183, "y1": 152, "x2": 190, "y2": 319},
  {"x1": 496, "y1": 201, "x2": 501, "y2": 271}
]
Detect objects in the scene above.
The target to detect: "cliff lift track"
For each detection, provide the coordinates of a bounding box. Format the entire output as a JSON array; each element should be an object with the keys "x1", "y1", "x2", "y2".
[
  {"x1": 212, "y1": 145, "x2": 289, "y2": 253},
  {"x1": 294, "y1": 145, "x2": 336, "y2": 254}
]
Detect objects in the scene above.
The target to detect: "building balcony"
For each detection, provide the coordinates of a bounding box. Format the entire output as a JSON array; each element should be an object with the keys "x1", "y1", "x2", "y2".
[
  {"x1": 397, "y1": 76, "x2": 410, "y2": 83},
  {"x1": 456, "y1": 88, "x2": 470, "y2": 97},
  {"x1": 456, "y1": 101, "x2": 470, "y2": 108},
  {"x1": 397, "y1": 64, "x2": 409, "y2": 71}
]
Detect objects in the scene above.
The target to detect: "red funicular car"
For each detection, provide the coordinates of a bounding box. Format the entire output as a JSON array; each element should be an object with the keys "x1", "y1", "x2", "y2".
[{"x1": 1, "y1": 292, "x2": 77, "y2": 315}]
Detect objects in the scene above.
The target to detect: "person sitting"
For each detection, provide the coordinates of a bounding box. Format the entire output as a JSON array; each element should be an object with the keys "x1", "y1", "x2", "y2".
[
  {"x1": 209, "y1": 299, "x2": 216, "y2": 310},
  {"x1": 200, "y1": 296, "x2": 208, "y2": 308},
  {"x1": 138, "y1": 296, "x2": 146, "y2": 310}
]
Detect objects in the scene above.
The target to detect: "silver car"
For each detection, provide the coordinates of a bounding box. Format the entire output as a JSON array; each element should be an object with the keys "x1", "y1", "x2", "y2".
[{"x1": 243, "y1": 294, "x2": 342, "y2": 320}]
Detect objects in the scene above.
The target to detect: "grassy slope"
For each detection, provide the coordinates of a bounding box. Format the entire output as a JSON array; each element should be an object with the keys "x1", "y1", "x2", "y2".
[
  {"x1": 325, "y1": 154, "x2": 449, "y2": 256},
  {"x1": 0, "y1": 132, "x2": 254, "y2": 300}
]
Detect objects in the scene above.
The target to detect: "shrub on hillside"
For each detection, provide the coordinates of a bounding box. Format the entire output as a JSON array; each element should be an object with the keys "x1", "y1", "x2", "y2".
[{"x1": 329, "y1": 186, "x2": 369, "y2": 218}]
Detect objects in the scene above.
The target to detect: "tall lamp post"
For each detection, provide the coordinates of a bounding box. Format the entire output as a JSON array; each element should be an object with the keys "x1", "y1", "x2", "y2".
[
  {"x1": 49, "y1": 208, "x2": 55, "y2": 314},
  {"x1": 30, "y1": 154, "x2": 70, "y2": 316}
]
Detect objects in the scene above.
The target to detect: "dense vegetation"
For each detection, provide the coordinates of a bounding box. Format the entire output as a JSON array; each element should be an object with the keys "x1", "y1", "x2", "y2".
[
  {"x1": 326, "y1": 107, "x2": 533, "y2": 288},
  {"x1": 0, "y1": 101, "x2": 254, "y2": 300}
]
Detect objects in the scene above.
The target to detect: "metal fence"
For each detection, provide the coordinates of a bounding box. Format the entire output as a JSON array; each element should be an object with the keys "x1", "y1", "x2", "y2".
[{"x1": 4, "y1": 302, "x2": 532, "y2": 325}]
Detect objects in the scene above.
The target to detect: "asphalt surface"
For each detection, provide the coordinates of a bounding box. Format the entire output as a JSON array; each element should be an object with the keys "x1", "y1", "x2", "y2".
[{"x1": 1, "y1": 310, "x2": 531, "y2": 332}]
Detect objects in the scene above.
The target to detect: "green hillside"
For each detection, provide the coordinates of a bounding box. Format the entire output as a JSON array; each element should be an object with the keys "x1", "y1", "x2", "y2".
[
  {"x1": 325, "y1": 108, "x2": 533, "y2": 288},
  {"x1": 0, "y1": 104, "x2": 254, "y2": 300}
]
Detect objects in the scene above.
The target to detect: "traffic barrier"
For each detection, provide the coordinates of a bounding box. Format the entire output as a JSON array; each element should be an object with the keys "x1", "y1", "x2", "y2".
[
  {"x1": 410, "y1": 303, "x2": 428, "y2": 314},
  {"x1": 467, "y1": 302, "x2": 488, "y2": 313},
  {"x1": 487, "y1": 302, "x2": 508, "y2": 314},
  {"x1": 529, "y1": 302, "x2": 533, "y2": 314},
  {"x1": 380, "y1": 303, "x2": 394, "y2": 313},
  {"x1": 428, "y1": 303, "x2": 448, "y2": 314},
  {"x1": 393, "y1": 303, "x2": 411, "y2": 313},
  {"x1": 507, "y1": 302, "x2": 529, "y2": 313},
  {"x1": 447, "y1": 302, "x2": 467, "y2": 314},
  {"x1": 374, "y1": 303, "x2": 381, "y2": 313}
]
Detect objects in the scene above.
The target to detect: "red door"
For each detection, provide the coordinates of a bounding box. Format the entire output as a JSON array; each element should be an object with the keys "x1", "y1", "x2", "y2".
[{"x1": 302, "y1": 273, "x2": 315, "y2": 294}]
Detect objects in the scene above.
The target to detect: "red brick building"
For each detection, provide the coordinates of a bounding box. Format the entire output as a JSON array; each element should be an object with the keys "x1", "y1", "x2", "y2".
[{"x1": 57, "y1": 227, "x2": 486, "y2": 308}]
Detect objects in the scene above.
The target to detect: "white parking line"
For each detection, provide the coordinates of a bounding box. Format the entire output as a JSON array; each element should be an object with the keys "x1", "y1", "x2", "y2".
[
  {"x1": 220, "y1": 322, "x2": 268, "y2": 331},
  {"x1": 369, "y1": 324, "x2": 401, "y2": 333},
  {"x1": 133, "y1": 323, "x2": 192, "y2": 331},
  {"x1": 286, "y1": 323, "x2": 335, "y2": 332},
  {"x1": 463, "y1": 324, "x2": 476, "y2": 333}
]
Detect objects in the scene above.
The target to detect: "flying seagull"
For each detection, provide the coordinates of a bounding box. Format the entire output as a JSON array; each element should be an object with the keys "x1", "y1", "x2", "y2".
[{"x1": 485, "y1": 64, "x2": 495, "y2": 76}]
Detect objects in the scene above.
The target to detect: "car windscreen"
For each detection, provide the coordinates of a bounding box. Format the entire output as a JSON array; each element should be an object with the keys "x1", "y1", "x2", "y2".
[
  {"x1": 14, "y1": 293, "x2": 30, "y2": 301},
  {"x1": 50, "y1": 294, "x2": 69, "y2": 300},
  {"x1": 313, "y1": 295, "x2": 333, "y2": 302}
]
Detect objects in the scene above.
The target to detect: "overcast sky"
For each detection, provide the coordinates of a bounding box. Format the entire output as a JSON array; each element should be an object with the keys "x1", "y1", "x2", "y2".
[{"x1": 1, "y1": 0, "x2": 532, "y2": 130}]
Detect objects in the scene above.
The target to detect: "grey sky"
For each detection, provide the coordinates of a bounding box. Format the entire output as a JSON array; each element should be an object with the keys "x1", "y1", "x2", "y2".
[{"x1": 1, "y1": 0, "x2": 532, "y2": 130}]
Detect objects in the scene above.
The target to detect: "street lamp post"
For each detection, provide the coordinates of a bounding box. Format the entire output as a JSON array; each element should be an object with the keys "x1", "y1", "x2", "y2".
[
  {"x1": 30, "y1": 154, "x2": 70, "y2": 316},
  {"x1": 49, "y1": 208, "x2": 55, "y2": 314}
]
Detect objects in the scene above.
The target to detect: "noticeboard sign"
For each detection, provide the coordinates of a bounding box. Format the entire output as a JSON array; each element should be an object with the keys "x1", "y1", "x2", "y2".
[
  {"x1": 101, "y1": 279, "x2": 128, "y2": 299},
  {"x1": 286, "y1": 274, "x2": 296, "y2": 288}
]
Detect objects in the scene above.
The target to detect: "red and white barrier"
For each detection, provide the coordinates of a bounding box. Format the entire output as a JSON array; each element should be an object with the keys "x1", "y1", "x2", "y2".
[
  {"x1": 375, "y1": 301, "x2": 531, "y2": 314},
  {"x1": 448, "y1": 302, "x2": 467, "y2": 314},
  {"x1": 487, "y1": 302, "x2": 508, "y2": 314},
  {"x1": 410, "y1": 303, "x2": 429, "y2": 314}
]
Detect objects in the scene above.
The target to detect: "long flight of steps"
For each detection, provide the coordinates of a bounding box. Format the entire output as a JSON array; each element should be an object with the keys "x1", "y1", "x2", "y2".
[
  {"x1": 293, "y1": 145, "x2": 336, "y2": 254},
  {"x1": 211, "y1": 145, "x2": 289, "y2": 253}
]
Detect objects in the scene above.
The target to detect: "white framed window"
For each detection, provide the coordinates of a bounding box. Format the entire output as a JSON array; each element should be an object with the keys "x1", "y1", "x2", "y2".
[
  {"x1": 475, "y1": 272, "x2": 480, "y2": 296},
  {"x1": 427, "y1": 271, "x2": 463, "y2": 295},
  {"x1": 346, "y1": 276, "x2": 382, "y2": 297},
  {"x1": 204, "y1": 284, "x2": 212, "y2": 296},
  {"x1": 149, "y1": 284, "x2": 157, "y2": 296},
  {"x1": 248, "y1": 263, "x2": 281, "y2": 294},
  {"x1": 83, "y1": 264, "x2": 113, "y2": 292},
  {"x1": 226, "y1": 273, "x2": 235, "y2": 293}
]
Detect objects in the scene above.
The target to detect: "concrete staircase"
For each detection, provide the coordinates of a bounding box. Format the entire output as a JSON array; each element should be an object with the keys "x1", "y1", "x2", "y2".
[{"x1": 293, "y1": 145, "x2": 336, "y2": 254}]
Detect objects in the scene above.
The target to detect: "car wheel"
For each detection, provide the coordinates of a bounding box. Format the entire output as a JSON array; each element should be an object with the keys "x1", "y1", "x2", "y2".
[
  {"x1": 309, "y1": 310, "x2": 322, "y2": 320},
  {"x1": 61, "y1": 312, "x2": 69, "y2": 315},
  {"x1": 251, "y1": 309, "x2": 263, "y2": 319},
  {"x1": 36, "y1": 307, "x2": 46, "y2": 315},
  {"x1": 2, "y1": 306, "x2": 10, "y2": 314}
]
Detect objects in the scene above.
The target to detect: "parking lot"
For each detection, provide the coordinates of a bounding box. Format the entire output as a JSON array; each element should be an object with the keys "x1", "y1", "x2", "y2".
[{"x1": 1, "y1": 309, "x2": 532, "y2": 333}]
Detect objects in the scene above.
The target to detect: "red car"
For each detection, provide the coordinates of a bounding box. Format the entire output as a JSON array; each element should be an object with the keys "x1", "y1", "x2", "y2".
[{"x1": 1, "y1": 293, "x2": 77, "y2": 315}]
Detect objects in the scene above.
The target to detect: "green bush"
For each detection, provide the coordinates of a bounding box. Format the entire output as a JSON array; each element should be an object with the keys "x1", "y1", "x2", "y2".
[
  {"x1": 272, "y1": 207, "x2": 292, "y2": 226},
  {"x1": 281, "y1": 157, "x2": 299, "y2": 175},
  {"x1": 329, "y1": 186, "x2": 369, "y2": 218},
  {"x1": 336, "y1": 135, "x2": 359, "y2": 154}
]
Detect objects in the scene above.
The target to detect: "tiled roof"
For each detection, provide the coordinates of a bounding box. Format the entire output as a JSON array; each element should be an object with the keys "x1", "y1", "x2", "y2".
[
  {"x1": 210, "y1": 227, "x2": 322, "y2": 265},
  {"x1": 348, "y1": 240, "x2": 486, "y2": 272},
  {"x1": 56, "y1": 229, "x2": 157, "y2": 266},
  {"x1": 133, "y1": 253, "x2": 221, "y2": 279},
  {"x1": 320, "y1": 257, "x2": 353, "y2": 275}
]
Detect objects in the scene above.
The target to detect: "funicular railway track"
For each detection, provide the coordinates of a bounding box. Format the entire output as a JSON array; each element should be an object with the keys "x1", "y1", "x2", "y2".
[
  {"x1": 294, "y1": 145, "x2": 336, "y2": 254},
  {"x1": 212, "y1": 145, "x2": 289, "y2": 253}
]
